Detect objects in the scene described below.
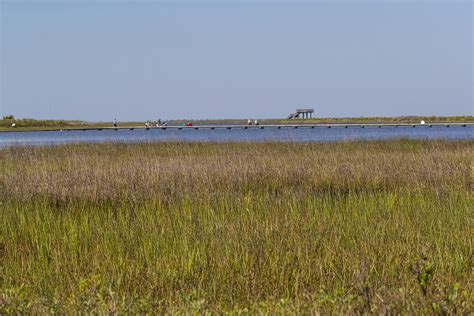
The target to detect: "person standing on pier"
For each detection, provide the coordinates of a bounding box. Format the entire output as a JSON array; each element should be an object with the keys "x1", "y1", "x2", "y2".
[{"x1": 113, "y1": 118, "x2": 117, "y2": 127}]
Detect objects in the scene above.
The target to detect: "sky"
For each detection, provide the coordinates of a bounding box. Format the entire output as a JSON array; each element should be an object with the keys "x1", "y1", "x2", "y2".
[{"x1": 0, "y1": 0, "x2": 472, "y2": 121}]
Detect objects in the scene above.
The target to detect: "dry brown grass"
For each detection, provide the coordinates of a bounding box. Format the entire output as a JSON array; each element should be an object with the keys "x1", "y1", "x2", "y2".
[{"x1": 2, "y1": 140, "x2": 471, "y2": 203}]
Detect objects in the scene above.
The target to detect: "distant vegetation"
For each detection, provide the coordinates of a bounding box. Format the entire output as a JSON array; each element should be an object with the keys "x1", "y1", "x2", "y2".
[
  {"x1": 0, "y1": 115, "x2": 472, "y2": 131},
  {"x1": 1, "y1": 140, "x2": 472, "y2": 313},
  {"x1": 274, "y1": 115, "x2": 474, "y2": 124},
  {"x1": 0, "y1": 116, "x2": 86, "y2": 129}
]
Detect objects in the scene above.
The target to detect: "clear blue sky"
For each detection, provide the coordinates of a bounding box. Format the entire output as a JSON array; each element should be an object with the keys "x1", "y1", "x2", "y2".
[{"x1": 1, "y1": 0, "x2": 472, "y2": 121}]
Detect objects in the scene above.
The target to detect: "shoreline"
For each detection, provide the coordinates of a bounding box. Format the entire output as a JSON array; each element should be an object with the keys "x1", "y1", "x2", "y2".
[
  {"x1": 1, "y1": 116, "x2": 473, "y2": 132},
  {"x1": 1, "y1": 121, "x2": 473, "y2": 133}
]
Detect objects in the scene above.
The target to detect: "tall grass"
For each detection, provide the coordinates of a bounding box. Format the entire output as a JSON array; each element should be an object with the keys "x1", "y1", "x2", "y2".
[{"x1": 1, "y1": 140, "x2": 473, "y2": 313}]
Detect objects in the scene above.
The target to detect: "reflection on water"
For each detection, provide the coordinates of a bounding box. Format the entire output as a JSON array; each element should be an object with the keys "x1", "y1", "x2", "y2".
[{"x1": 0, "y1": 126, "x2": 473, "y2": 147}]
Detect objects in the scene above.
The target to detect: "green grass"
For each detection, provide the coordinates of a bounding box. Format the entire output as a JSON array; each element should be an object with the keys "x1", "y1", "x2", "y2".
[
  {"x1": 1, "y1": 140, "x2": 473, "y2": 313},
  {"x1": 0, "y1": 118, "x2": 141, "y2": 131},
  {"x1": 0, "y1": 118, "x2": 86, "y2": 128}
]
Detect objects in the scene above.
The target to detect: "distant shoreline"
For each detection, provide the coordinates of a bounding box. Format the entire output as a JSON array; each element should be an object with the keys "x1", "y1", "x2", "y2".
[{"x1": 1, "y1": 116, "x2": 473, "y2": 132}]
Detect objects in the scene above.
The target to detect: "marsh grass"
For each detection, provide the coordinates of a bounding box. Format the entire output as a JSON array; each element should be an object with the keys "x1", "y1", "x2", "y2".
[{"x1": 1, "y1": 140, "x2": 473, "y2": 313}]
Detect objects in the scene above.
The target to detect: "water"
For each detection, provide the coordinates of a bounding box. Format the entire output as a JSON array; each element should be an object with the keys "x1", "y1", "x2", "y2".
[{"x1": 0, "y1": 125, "x2": 472, "y2": 147}]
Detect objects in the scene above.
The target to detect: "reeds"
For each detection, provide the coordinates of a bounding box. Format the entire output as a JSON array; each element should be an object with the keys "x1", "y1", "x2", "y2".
[{"x1": 1, "y1": 140, "x2": 473, "y2": 313}]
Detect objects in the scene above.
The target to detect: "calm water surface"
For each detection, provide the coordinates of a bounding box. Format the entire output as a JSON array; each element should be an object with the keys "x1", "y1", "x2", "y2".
[{"x1": 0, "y1": 126, "x2": 473, "y2": 147}]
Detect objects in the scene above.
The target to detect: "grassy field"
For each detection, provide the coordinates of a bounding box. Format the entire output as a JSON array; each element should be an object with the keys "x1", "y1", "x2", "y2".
[
  {"x1": 0, "y1": 118, "x2": 87, "y2": 129},
  {"x1": 1, "y1": 140, "x2": 473, "y2": 313},
  {"x1": 1, "y1": 116, "x2": 473, "y2": 131},
  {"x1": 0, "y1": 118, "x2": 131, "y2": 132}
]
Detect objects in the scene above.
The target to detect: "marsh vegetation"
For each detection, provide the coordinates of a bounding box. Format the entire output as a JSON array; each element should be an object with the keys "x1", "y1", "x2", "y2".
[{"x1": 1, "y1": 140, "x2": 473, "y2": 313}]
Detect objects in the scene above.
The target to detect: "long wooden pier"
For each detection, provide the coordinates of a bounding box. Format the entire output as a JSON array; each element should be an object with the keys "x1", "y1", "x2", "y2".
[{"x1": 2, "y1": 122, "x2": 473, "y2": 133}]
